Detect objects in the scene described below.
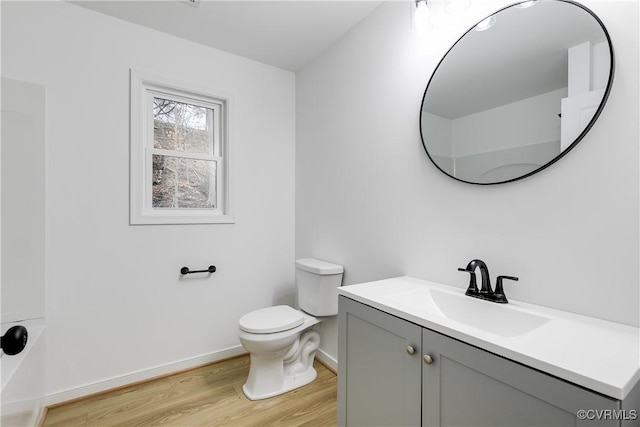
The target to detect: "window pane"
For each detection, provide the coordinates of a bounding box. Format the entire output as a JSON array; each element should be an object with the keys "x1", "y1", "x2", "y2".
[
  {"x1": 153, "y1": 97, "x2": 214, "y2": 155},
  {"x1": 152, "y1": 155, "x2": 217, "y2": 209}
]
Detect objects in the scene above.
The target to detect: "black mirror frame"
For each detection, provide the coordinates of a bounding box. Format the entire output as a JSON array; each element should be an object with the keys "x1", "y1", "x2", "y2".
[{"x1": 419, "y1": 0, "x2": 615, "y2": 185}]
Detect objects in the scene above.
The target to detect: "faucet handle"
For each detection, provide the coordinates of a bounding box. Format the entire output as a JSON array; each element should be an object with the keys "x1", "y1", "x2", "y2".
[
  {"x1": 493, "y1": 275, "x2": 519, "y2": 303},
  {"x1": 458, "y1": 267, "x2": 479, "y2": 296}
]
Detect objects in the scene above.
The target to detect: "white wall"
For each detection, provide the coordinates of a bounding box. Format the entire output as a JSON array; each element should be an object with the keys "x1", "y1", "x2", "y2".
[
  {"x1": 420, "y1": 112, "x2": 453, "y2": 175},
  {"x1": 1, "y1": 78, "x2": 47, "y2": 426},
  {"x1": 423, "y1": 87, "x2": 566, "y2": 182},
  {"x1": 1, "y1": 78, "x2": 46, "y2": 324},
  {"x1": 297, "y1": 0, "x2": 639, "y2": 363},
  {"x1": 452, "y1": 88, "x2": 565, "y2": 157},
  {"x1": 2, "y1": 1, "x2": 296, "y2": 402},
  {"x1": 421, "y1": 112, "x2": 452, "y2": 157}
]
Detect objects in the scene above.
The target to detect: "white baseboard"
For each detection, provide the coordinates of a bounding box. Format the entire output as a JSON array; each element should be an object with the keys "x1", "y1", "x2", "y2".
[
  {"x1": 316, "y1": 348, "x2": 338, "y2": 373},
  {"x1": 45, "y1": 345, "x2": 247, "y2": 407}
]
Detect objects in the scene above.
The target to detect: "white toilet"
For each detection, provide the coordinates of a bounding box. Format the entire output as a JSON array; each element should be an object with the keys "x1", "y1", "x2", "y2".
[{"x1": 237, "y1": 258, "x2": 344, "y2": 400}]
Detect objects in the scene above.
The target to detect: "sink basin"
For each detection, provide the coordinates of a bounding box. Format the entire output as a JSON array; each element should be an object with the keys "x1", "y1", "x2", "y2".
[{"x1": 386, "y1": 287, "x2": 550, "y2": 338}]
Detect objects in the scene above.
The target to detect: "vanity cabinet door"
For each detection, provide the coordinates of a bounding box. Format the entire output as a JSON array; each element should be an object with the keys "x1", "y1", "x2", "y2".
[
  {"x1": 421, "y1": 328, "x2": 621, "y2": 427},
  {"x1": 338, "y1": 296, "x2": 422, "y2": 427}
]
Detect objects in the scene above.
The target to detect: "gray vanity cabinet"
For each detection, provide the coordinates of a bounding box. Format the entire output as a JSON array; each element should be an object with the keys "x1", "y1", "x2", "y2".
[
  {"x1": 338, "y1": 295, "x2": 422, "y2": 426},
  {"x1": 421, "y1": 327, "x2": 620, "y2": 427},
  {"x1": 338, "y1": 296, "x2": 628, "y2": 427}
]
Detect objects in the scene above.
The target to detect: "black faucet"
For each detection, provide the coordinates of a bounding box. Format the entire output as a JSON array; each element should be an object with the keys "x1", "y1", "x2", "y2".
[{"x1": 458, "y1": 259, "x2": 518, "y2": 304}]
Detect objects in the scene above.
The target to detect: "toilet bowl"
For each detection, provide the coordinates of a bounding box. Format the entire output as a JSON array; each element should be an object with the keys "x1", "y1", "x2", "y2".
[
  {"x1": 238, "y1": 306, "x2": 321, "y2": 400},
  {"x1": 238, "y1": 258, "x2": 343, "y2": 400}
]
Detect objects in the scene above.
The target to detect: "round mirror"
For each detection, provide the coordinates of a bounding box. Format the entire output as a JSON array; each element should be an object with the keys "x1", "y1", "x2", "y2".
[{"x1": 420, "y1": 0, "x2": 614, "y2": 185}]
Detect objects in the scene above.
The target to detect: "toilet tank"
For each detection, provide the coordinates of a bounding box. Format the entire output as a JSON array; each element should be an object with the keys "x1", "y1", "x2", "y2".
[{"x1": 295, "y1": 258, "x2": 344, "y2": 316}]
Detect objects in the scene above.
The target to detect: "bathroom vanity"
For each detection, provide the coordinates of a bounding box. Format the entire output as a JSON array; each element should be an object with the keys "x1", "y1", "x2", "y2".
[{"x1": 337, "y1": 277, "x2": 640, "y2": 427}]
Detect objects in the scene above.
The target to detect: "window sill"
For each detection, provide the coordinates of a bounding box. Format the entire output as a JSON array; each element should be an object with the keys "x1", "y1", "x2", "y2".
[{"x1": 130, "y1": 210, "x2": 235, "y2": 225}]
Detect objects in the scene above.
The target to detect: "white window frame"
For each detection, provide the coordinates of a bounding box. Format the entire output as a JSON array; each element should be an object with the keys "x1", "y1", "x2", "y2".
[{"x1": 130, "y1": 70, "x2": 234, "y2": 224}]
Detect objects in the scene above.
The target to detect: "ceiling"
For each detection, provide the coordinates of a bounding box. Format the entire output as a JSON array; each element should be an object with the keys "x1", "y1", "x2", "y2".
[{"x1": 70, "y1": 0, "x2": 383, "y2": 71}]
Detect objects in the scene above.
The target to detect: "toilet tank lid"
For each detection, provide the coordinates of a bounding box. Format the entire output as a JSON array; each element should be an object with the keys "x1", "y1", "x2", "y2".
[{"x1": 295, "y1": 258, "x2": 343, "y2": 275}]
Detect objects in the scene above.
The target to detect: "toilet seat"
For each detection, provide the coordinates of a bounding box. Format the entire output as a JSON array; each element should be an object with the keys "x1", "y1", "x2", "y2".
[{"x1": 239, "y1": 305, "x2": 304, "y2": 334}]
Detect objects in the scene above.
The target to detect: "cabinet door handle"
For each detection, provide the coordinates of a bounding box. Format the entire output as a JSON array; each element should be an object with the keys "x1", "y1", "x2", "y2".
[
  {"x1": 423, "y1": 354, "x2": 433, "y2": 365},
  {"x1": 406, "y1": 345, "x2": 416, "y2": 355}
]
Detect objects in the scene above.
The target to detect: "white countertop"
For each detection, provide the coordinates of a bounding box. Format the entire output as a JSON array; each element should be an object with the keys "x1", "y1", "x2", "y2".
[{"x1": 337, "y1": 276, "x2": 640, "y2": 401}]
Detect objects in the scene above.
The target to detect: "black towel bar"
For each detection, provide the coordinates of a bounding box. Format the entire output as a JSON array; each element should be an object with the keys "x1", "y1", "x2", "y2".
[{"x1": 180, "y1": 265, "x2": 216, "y2": 275}]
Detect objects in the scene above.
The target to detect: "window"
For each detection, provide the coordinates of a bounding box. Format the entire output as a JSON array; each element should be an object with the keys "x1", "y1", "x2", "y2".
[{"x1": 130, "y1": 70, "x2": 233, "y2": 224}]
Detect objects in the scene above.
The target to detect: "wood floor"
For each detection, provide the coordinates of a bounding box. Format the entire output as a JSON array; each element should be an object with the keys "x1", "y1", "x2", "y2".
[{"x1": 42, "y1": 355, "x2": 337, "y2": 427}]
